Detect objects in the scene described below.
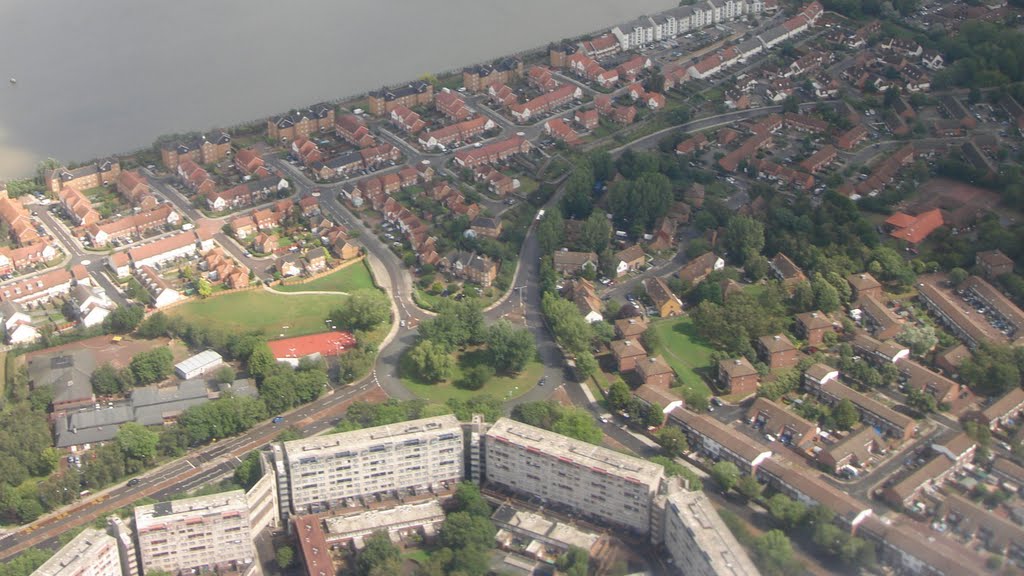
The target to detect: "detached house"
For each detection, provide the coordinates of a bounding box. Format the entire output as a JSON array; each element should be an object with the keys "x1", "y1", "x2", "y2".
[
  {"x1": 613, "y1": 245, "x2": 646, "y2": 277},
  {"x1": 611, "y1": 339, "x2": 647, "y2": 372},
  {"x1": 552, "y1": 250, "x2": 598, "y2": 275},
  {"x1": 757, "y1": 334, "x2": 799, "y2": 371}
]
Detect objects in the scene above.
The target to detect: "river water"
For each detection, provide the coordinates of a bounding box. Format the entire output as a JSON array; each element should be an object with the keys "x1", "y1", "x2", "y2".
[{"x1": 0, "y1": 0, "x2": 674, "y2": 179}]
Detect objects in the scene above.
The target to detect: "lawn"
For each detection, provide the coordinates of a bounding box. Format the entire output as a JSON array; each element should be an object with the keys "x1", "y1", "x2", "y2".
[
  {"x1": 399, "y1": 347, "x2": 544, "y2": 403},
  {"x1": 650, "y1": 316, "x2": 714, "y2": 396},
  {"x1": 274, "y1": 260, "x2": 375, "y2": 294},
  {"x1": 167, "y1": 290, "x2": 347, "y2": 338}
]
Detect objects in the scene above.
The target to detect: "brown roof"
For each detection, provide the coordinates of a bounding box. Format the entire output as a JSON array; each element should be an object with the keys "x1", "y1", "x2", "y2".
[
  {"x1": 678, "y1": 252, "x2": 721, "y2": 284},
  {"x1": 636, "y1": 356, "x2": 674, "y2": 379},
  {"x1": 644, "y1": 277, "x2": 680, "y2": 310},
  {"x1": 633, "y1": 384, "x2": 680, "y2": 408},
  {"x1": 822, "y1": 426, "x2": 881, "y2": 467},
  {"x1": 614, "y1": 244, "x2": 646, "y2": 265},
  {"x1": 771, "y1": 252, "x2": 805, "y2": 280},
  {"x1": 887, "y1": 454, "x2": 951, "y2": 502},
  {"x1": 977, "y1": 249, "x2": 1013, "y2": 270},
  {"x1": 668, "y1": 408, "x2": 771, "y2": 464},
  {"x1": 614, "y1": 317, "x2": 648, "y2": 338},
  {"x1": 758, "y1": 458, "x2": 870, "y2": 524},
  {"x1": 720, "y1": 357, "x2": 757, "y2": 378},
  {"x1": 982, "y1": 388, "x2": 1024, "y2": 422},
  {"x1": 552, "y1": 250, "x2": 597, "y2": 268},
  {"x1": 847, "y1": 272, "x2": 881, "y2": 293},
  {"x1": 820, "y1": 380, "x2": 913, "y2": 430},
  {"x1": 759, "y1": 333, "x2": 796, "y2": 354},
  {"x1": 804, "y1": 363, "x2": 838, "y2": 384},
  {"x1": 611, "y1": 339, "x2": 647, "y2": 360},
  {"x1": 992, "y1": 458, "x2": 1024, "y2": 484},
  {"x1": 746, "y1": 397, "x2": 817, "y2": 445},
  {"x1": 796, "y1": 311, "x2": 832, "y2": 331}
]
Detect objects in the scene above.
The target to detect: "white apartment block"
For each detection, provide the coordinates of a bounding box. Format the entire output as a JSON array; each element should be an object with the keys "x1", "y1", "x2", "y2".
[
  {"x1": 612, "y1": 0, "x2": 762, "y2": 50},
  {"x1": 483, "y1": 418, "x2": 665, "y2": 535},
  {"x1": 274, "y1": 414, "x2": 464, "y2": 517},
  {"x1": 32, "y1": 528, "x2": 124, "y2": 576},
  {"x1": 134, "y1": 490, "x2": 254, "y2": 576},
  {"x1": 662, "y1": 490, "x2": 760, "y2": 576}
]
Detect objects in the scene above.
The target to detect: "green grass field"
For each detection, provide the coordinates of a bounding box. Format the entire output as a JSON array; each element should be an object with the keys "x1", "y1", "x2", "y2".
[
  {"x1": 167, "y1": 290, "x2": 347, "y2": 338},
  {"x1": 273, "y1": 260, "x2": 375, "y2": 294},
  {"x1": 400, "y1": 347, "x2": 543, "y2": 403},
  {"x1": 651, "y1": 316, "x2": 714, "y2": 396}
]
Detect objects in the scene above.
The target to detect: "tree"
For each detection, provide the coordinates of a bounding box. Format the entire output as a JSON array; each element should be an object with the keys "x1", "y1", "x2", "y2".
[
  {"x1": 754, "y1": 530, "x2": 801, "y2": 576},
  {"x1": 767, "y1": 493, "x2": 808, "y2": 529},
  {"x1": 246, "y1": 344, "x2": 275, "y2": 382},
  {"x1": 538, "y1": 206, "x2": 565, "y2": 255},
  {"x1": 485, "y1": 320, "x2": 536, "y2": 374},
  {"x1": 812, "y1": 274, "x2": 841, "y2": 313},
  {"x1": 105, "y1": 305, "x2": 144, "y2": 334},
  {"x1": 557, "y1": 546, "x2": 590, "y2": 576},
  {"x1": 781, "y1": 95, "x2": 800, "y2": 114},
  {"x1": 896, "y1": 324, "x2": 938, "y2": 356},
  {"x1": 450, "y1": 483, "x2": 492, "y2": 518},
  {"x1": 331, "y1": 289, "x2": 391, "y2": 331},
  {"x1": 129, "y1": 348, "x2": 173, "y2": 386},
  {"x1": 552, "y1": 408, "x2": 604, "y2": 445},
  {"x1": 458, "y1": 364, "x2": 494, "y2": 391},
  {"x1": 195, "y1": 277, "x2": 212, "y2": 298},
  {"x1": 724, "y1": 216, "x2": 765, "y2": 266},
  {"x1": 736, "y1": 475, "x2": 763, "y2": 501},
  {"x1": 408, "y1": 340, "x2": 455, "y2": 383},
  {"x1": 656, "y1": 426, "x2": 688, "y2": 458},
  {"x1": 606, "y1": 380, "x2": 631, "y2": 411},
  {"x1": 832, "y1": 399, "x2": 860, "y2": 431},
  {"x1": 233, "y1": 451, "x2": 264, "y2": 490},
  {"x1": 440, "y1": 511, "x2": 496, "y2": 551},
  {"x1": 116, "y1": 422, "x2": 159, "y2": 463},
  {"x1": 960, "y1": 343, "x2": 1022, "y2": 396},
  {"x1": 905, "y1": 388, "x2": 938, "y2": 416},
  {"x1": 711, "y1": 461, "x2": 740, "y2": 493},
  {"x1": 949, "y1": 267, "x2": 969, "y2": 285},
  {"x1": 275, "y1": 545, "x2": 295, "y2": 570},
  {"x1": 356, "y1": 531, "x2": 401, "y2": 576},
  {"x1": 214, "y1": 365, "x2": 235, "y2": 385},
  {"x1": 135, "y1": 312, "x2": 170, "y2": 339},
  {"x1": 91, "y1": 362, "x2": 131, "y2": 395},
  {"x1": 580, "y1": 212, "x2": 612, "y2": 254}
]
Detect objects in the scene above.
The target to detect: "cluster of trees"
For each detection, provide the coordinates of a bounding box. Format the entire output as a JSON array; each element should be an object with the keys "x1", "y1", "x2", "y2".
[
  {"x1": 257, "y1": 355, "x2": 328, "y2": 415},
  {"x1": 935, "y1": 22, "x2": 1024, "y2": 89},
  {"x1": 0, "y1": 405, "x2": 60, "y2": 523},
  {"x1": 409, "y1": 484, "x2": 496, "y2": 576},
  {"x1": 540, "y1": 293, "x2": 598, "y2": 379},
  {"x1": 717, "y1": 509, "x2": 804, "y2": 576},
  {"x1": 556, "y1": 546, "x2": 590, "y2": 576},
  {"x1": 128, "y1": 348, "x2": 174, "y2": 387},
  {"x1": 836, "y1": 344, "x2": 898, "y2": 389},
  {"x1": 335, "y1": 397, "x2": 504, "y2": 433},
  {"x1": 606, "y1": 380, "x2": 667, "y2": 430},
  {"x1": 103, "y1": 305, "x2": 145, "y2": 334},
  {"x1": 330, "y1": 289, "x2": 392, "y2": 332},
  {"x1": 960, "y1": 343, "x2": 1024, "y2": 397},
  {"x1": 511, "y1": 401, "x2": 603, "y2": 445},
  {"x1": 407, "y1": 300, "x2": 534, "y2": 386},
  {"x1": 691, "y1": 290, "x2": 788, "y2": 359},
  {"x1": 793, "y1": 398, "x2": 861, "y2": 431}
]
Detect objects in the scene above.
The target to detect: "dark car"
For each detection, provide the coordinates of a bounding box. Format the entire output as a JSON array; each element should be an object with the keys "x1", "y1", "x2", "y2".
[
  {"x1": 127, "y1": 478, "x2": 141, "y2": 487},
  {"x1": 272, "y1": 416, "x2": 284, "y2": 424}
]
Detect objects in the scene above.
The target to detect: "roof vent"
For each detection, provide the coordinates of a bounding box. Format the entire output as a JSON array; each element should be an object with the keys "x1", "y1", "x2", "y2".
[
  {"x1": 734, "y1": 360, "x2": 742, "y2": 365},
  {"x1": 773, "y1": 335, "x2": 781, "y2": 340}
]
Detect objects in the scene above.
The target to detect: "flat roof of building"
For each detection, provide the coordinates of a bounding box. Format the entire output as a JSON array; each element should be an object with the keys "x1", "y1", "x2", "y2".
[
  {"x1": 487, "y1": 418, "x2": 663, "y2": 490},
  {"x1": 666, "y1": 490, "x2": 760, "y2": 576},
  {"x1": 323, "y1": 500, "x2": 444, "y2": 540},
  {"x1": 173, "y1": 349, "x2": 222, "y2": 375},
  {"x1": 33, "y1": 528, "x2": 116, "y2": 576},
  {"x1": 283, "y1": 414, "x2": 462, "y2": 458},
  {"x1": 135, "y1": 489, "x2": 248, "y2": 530}
]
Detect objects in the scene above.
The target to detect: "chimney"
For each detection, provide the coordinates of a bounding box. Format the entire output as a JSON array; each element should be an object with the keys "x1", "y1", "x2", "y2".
[
  {"x1": 734, "y1": 359, "x2": 741, "y2": 365},
  {"x1": 773, "y1": 335, "x2": 780, "y2": 341}
]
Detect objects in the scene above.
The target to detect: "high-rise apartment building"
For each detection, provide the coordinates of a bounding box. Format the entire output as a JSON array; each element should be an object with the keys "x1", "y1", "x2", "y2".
[
  {"x1": 32, "y1": 528, "x2": 123, "y2": 576},
  {"x1": 273, "y1": 414, "x2": 464, "y2": 517},
  {"x1": 484, "y1": 417, "x2": 665, "y2": 534},
  {"x1": 134, "y1": 490, "x2": 254, "y2": 576},
  {"x1": 661, "y1": 490, "x2": 760, "y2": 576}
]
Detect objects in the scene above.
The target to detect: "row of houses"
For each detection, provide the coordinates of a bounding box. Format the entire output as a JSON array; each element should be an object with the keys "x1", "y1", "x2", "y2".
[
  {"x1": 310, "y1": 142, "x2": 402, "y2": 181},
  {"x1": 228, "y1": 198, "x2": 307, "y2": 240},
  {"x1": 106, "y1": 230, "x2": 214, "y2": 278},
  {"x1": 608, "y1": 0, "x2": 773, "y2": 53},
  {"x1": 0, "y1": 191, "x2": 42, "y2": 245}
]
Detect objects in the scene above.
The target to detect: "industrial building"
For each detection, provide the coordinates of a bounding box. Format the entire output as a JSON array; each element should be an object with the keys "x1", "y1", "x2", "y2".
[{"x1": 173, "y1": 349, "x2": 223, "y2": 380}]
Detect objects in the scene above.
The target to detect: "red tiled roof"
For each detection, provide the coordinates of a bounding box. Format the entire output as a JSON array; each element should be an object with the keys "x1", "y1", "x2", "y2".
[{"x1": 886, "y1": 208, "x2": 943, "y2": 244}]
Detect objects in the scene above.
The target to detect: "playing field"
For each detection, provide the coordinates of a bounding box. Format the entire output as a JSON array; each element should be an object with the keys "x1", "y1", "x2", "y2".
[
  {"x1": 400, "y1": 348, "x2": 543, "y2": 403},
  {"x1": 650, "y1": 316, "x2": 714, "y2": 396},
  {"x1": 273, "y1": 260, "x2": 375, "y2": 294},
  {"x1": 168, "y1": 290, "x2": 347, "y2": 338}
]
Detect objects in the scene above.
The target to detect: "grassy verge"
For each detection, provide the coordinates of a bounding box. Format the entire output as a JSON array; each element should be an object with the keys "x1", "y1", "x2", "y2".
[
  {"x1": 651, "y1": 316, "x2": 714, "y2": 397},
  {"x1": 274, "y1": 260, "x2": 374, "y2": 294},
  {"x1": 399, "y1": 348, "x2": 543, "y2": 403}
]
